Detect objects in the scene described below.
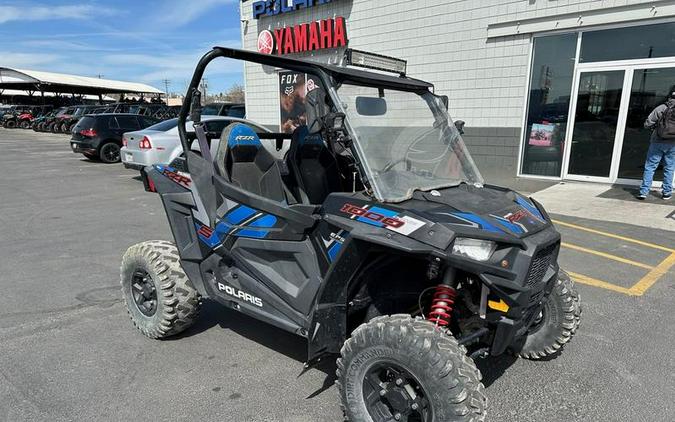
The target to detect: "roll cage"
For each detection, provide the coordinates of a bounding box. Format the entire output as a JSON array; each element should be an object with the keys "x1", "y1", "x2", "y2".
[{"x1": 177, "y1": 47, "x2": 435, "y2": 172}]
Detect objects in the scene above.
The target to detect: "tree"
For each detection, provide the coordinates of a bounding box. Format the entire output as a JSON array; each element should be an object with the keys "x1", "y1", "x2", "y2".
[{"x1": 223, "y1": 83, "x2": 245, "y2": 103}]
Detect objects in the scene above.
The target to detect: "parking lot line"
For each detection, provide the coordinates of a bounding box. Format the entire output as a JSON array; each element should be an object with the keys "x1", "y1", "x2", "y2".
[
  {"x1": 552, "y1": 219, "x2": 675, "y2": 253},
  {"x1": 629, "y1": 252, "x2": 675, "y2": 296},
  {"x1": 568, "y1": 271, "x2": 635, "y2": 295},
  {"x1": 561, "y1": 242, "x2": 654, "y2": 270}
]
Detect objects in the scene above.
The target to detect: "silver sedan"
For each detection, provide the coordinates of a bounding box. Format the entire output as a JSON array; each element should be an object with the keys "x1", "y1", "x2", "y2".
[{"x1": 121, "y1": 116, "x2": 272, "y2": 170}]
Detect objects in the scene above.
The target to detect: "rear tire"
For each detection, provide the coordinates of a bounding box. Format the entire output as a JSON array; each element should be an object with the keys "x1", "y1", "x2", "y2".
[
  {"x1": 516, "y1": 270, "x2": 581, "y2": 359},
  {"x1": 337, "y1": 315, "x2": 487, "y2": 422},
  {"x1": 120, "y1": 240, "x2": 200, "y2": 339},
  {"x1": 20, "y1": 120, "x2": 32, "y2": 129},
  {"x1": 99, "y1": 142, "x2": 121, "y2": 163},
  {"x1": 4, "y1": 120, "x2": 16, "y2": 129}
]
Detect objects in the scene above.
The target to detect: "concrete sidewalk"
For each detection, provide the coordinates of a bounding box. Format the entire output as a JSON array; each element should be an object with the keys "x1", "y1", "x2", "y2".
[{"x1": 530, "y1": 181, "x2": 675, "y2": 232}]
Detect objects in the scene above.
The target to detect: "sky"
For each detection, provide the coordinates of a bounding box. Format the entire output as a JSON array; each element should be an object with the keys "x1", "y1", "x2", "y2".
[{"x1": 0, "y1": 0, "x2": 244, "y2": 95}]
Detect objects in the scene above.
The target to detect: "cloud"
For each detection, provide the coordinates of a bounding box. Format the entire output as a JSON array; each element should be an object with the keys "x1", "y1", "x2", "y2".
[
  {"x1": 0, "y1": 52, "x2": 60, "y2": 68},
  {"x1": 0, "y1": 4, "x2": 117, "y2": 24},
  {"x1": 153, "y1": 0, "x2": 236, "y2": 27}
]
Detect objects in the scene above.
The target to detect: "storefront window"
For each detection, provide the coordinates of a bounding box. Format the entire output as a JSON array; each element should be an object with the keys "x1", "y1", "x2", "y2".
[
  {"x1": 580, "y1": 22, "x2": 675, "y2": 63},
  {"x1": 521, "y1": 34, "x2": 577, "y2": 177}
]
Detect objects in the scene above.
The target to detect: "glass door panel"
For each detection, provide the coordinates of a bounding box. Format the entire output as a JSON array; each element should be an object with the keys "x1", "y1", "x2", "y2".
[
  {"x1": 568, "y1": 70, "x2": 625, "y2": 178},
  {"x1": 617, "y1": 67, "x2": 675, "y2": 180}
]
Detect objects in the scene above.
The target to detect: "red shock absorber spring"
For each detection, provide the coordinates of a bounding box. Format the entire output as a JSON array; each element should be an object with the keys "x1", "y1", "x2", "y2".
[{"x1": 427, "y1": 284, "x2": 457, "y2": 327}]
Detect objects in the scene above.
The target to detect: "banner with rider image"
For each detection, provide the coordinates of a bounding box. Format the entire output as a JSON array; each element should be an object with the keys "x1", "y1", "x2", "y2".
[{"x1": 278, "y1": 71, "x2": 322, "y2": 134}]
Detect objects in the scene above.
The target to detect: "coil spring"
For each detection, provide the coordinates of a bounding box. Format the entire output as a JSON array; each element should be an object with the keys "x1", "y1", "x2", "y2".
[{"x1": 427, "y1": 285, "x2": 457, "y2": 327}]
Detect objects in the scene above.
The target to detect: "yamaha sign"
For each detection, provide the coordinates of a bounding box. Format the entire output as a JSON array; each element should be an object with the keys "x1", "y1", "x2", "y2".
[
  {"x1": 253, "y1": 0, "x2": 335, "y2": 19},
  {"x1": 257, "y1": 17, "x2": 348, "y2": 55}
]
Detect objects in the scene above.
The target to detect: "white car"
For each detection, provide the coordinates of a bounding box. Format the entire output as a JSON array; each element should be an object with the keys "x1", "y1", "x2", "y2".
[{"x1": 121, "y1": 116, "x2": 272, "y2": 170}]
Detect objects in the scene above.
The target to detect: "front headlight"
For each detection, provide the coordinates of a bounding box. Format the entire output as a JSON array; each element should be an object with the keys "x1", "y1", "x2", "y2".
[{"x1": 451, "y1": 238, "x2": 496, "y2": 262}]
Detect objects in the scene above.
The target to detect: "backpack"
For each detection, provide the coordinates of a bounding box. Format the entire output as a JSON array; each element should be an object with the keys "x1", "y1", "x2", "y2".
[{"x1": 657, "y1": 103, "x2": 675, "y2": 139}]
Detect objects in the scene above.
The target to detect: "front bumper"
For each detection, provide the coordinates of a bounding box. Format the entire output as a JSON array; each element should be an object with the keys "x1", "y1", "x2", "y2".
[{"x1": 70, "y1": 140, "x2": 96, "y2": 154}]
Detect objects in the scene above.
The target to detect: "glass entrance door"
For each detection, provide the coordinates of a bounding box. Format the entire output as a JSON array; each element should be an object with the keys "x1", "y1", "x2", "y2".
[
  {"x1": 566, "y1": 70, "x2": 626, "y2": 180},
  {"x1": 617, "y1": 66, "x2": 675, "y2": 183}
]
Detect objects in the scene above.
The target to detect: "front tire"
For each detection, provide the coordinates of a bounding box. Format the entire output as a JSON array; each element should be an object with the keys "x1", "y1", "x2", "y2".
[
  {"x1": 337, "y1": 315, "x2": 487, "y2": 422},
  {"x1": 517, "y1": 270, "x2": 581, "y2": 359},
  {"x1": 120, "y1": 240, "x2": 200, "y2": 339}
]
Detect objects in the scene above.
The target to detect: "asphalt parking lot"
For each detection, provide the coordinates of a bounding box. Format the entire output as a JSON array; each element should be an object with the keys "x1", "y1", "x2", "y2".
[{"x1": 1, "y1": 129, "x2": 674, "y2": 422}]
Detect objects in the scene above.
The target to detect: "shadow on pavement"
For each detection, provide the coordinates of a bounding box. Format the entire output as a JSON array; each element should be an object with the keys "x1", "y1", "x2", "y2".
[
  {"x1": 176, "y1": 300, "x2": 519, "y2": 394},
  {"x1": 172, "y1": 300, "x2": 339, "y2": 398}
]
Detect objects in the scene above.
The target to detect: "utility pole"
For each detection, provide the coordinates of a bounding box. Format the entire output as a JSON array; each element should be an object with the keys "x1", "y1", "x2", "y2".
[
  {"x1": 162, "y1": 79, "x2": 171, "y2": 101},
  {"x1": 200, "y1": 78, "x2": 208, "y2": 103},
  {"x1": 96, "y1": 74, "x2": 104, "y2": 79}
]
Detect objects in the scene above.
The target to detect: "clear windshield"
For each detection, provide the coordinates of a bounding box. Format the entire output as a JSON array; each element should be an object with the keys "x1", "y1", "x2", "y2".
[{"x1": 335, "y1": 84, "x2": 484, "y2": 202}]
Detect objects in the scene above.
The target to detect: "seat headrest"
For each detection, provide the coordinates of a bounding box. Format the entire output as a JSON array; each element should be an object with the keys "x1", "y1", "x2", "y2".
[
  {"x1": 292, "y1": 125, "x2": 324, "y2": 147},
  {"x1": 226, "y1": 123, "x2": 262, "y2": 149}
]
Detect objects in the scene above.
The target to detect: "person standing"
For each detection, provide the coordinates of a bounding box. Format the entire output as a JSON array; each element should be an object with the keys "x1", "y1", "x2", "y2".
[{"x1": 638, "y1": 92, "x2": 675, "y2": 200}]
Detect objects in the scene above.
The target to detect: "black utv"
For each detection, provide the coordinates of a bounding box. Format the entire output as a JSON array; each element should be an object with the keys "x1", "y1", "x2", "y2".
[{"x1": 120, "y1": 47, "x2": 581, "y2": 422}]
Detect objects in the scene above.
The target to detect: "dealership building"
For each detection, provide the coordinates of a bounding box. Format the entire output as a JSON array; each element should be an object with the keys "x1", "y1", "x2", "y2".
[{"x1": 240, "y1": 0, "x2": 675, "y2": 187}]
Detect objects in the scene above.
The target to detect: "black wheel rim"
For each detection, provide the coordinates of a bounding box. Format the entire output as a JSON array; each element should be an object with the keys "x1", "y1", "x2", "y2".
[
  {"x1": 528, "y1": 303, "x2": 549, "y2": 334},
  {"x1": 362, "y1": 361, "x2": 432, "y2": 422},
  {"x1": 130, "y1": 269, "x2": 157, "y2": 316},
  {"x1": 102, "y1": 144, "x2": 120, "y2": 162}
]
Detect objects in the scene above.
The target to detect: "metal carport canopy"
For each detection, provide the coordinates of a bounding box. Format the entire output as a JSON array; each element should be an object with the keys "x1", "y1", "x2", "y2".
[{"x1": 0, "y1": 67, "x2": 163, "y2": 95}]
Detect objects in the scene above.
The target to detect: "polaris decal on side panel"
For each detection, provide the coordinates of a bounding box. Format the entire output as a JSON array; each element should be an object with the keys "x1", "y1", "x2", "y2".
[{"x1": 217, "y1": 282, "x2": 263, "y2": 307}]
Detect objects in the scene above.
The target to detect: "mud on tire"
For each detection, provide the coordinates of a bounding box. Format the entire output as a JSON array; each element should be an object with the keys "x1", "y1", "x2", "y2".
[
  {"x1": 517, "y1": 269, "x2": 581, "y2": 359},
  {"x1": 337, "y1": 314, "x2": 487, "y2": 422},
  {"x1": 120, "y1": 240, "x2": 200, "y2": 339}
]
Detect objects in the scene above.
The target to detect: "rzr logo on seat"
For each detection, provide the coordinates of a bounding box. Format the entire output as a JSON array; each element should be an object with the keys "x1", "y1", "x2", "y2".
[
  {"x1": 341, "y1": 204, "x2": 405, "y2": 228},
  {"x1": 235, "y1": 135, "x2": 256, "y2": 141},
  {"x1": 217, "y1": 283, "x2": 263, "y2": 307}
]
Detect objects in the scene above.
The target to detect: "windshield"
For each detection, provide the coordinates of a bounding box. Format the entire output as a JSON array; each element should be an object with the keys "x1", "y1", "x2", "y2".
[
  {"x1": 335, "y1": 84, "x2": 483, "y2": 202},
  {"x1": 202, "y1": 104, "x2": 222, "y2": 115}
]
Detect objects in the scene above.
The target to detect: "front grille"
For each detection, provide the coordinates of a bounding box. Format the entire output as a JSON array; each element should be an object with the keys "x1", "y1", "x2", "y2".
[{"x1": 525, "y1": 243, "x2": 557, "y2": 288}]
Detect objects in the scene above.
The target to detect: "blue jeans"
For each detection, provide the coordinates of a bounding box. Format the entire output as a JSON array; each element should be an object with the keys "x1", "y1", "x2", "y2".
[{"x1": 640, "y1": 142, "x2": 675, "y2": 196}]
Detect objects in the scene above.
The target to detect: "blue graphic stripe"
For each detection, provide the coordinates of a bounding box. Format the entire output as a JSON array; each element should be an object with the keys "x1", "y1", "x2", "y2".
[
  {"x1": 236, "y1": 229, "x2": 269, "y2": 238},
  {"x1": 327, "y1": 242, "x2": 342, "y2": 261},
  {"x1": 248, "y1": 215, "x2": 277, "y2": 228},
  {"x1": 453, "y1": 212, "x2": 503, "y2": 233},
  {"x1": 516, "y1": 196, "x2": 544, "y2": 221},
  {"x1": 226, "y1": 205, "x2": 257, "y2": 225}
]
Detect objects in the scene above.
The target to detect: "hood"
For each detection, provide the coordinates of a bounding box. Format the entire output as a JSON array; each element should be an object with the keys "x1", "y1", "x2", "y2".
[{"x1": 399, "y1": 184, "x2": 549, "y2": 238}]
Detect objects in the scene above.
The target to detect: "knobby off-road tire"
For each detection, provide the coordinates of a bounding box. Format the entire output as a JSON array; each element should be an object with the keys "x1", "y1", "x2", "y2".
[
  {"x1": 120, "y1": 240, "x2": 200, "y2": 339},
  {"x1": 337, "y1": 315, "x2": 487, "y2": 422},
  {"x1": 517, "y1": 269, "x2": 582, "y2": 359}
]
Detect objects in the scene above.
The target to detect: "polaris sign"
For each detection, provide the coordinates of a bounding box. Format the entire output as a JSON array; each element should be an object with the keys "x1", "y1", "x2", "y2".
[{"x1": 252, "y1": 0, "x2": 335, "y2": 20}]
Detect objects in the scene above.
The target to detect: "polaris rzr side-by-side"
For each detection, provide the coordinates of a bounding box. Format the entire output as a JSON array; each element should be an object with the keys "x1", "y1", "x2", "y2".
[{"x1": 120, "y1": 47, "x2": 581, "y2": 421}]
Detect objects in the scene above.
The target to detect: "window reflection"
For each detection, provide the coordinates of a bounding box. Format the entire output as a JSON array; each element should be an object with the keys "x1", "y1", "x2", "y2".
[
  {"x1": 521, "y1": 34, "x2": 577, "y2": 177},
  {"x1": 581, "y1": 22, "x2": 675, "y2": 63},
  {"x1": 568, "y1": 71, "x2": 624, "y2": 178},
  {"x1": 618, "y1": 68, "x2": 675, "y2": 180}
]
